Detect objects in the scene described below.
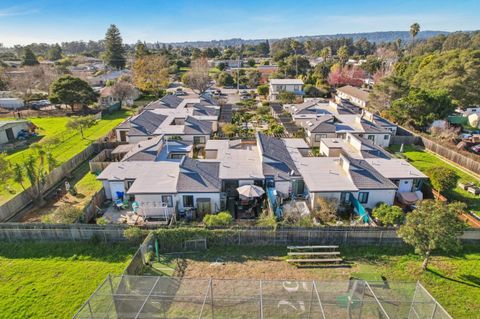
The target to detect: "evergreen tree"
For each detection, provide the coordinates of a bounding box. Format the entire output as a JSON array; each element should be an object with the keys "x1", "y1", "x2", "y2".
[
  {"x1": 134, "y1": 41, "x2": 150, "y2": 59},
  {"x1": 104, "y1": 24, "x2": 126, "y2": 69},
  {"x1": 22, "y1": 48, "x2": 39, "y2": 66},
  {"x1": 47, "y1": 44, "x2": 62, "y2": 61}
]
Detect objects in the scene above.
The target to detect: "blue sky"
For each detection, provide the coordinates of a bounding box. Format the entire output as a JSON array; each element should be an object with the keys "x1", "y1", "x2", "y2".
[{"x1": 1, "y1": 0, "x2": 479, "y2": 46}]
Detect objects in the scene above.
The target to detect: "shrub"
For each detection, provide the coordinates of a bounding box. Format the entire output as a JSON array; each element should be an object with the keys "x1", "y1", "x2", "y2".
[
  {"x1": 372, "y1": 203, "x2": 404, "y2": 226},
  {"x1": 427, "y1": 166, "x2": 458, "y2": 194},
  {"x1": 313, "y1": 197, "x2": 338, "y2": 224},
  {"x1": 123, "y1": 227, "x2": 146, "y2": 243},
  {"x1": 203, "y1": 212, "x2": 233, "y2": 227},
  {"x1": 278, "y1": 91, "x2": 296, "y2": 104},
  {"x1": 96, "y1": 217, "x2": 109, "y2": 225},
  {"x1": 41, "y1": 205, "x2": 83, "y2": 224},
  {"x1": 256, "y1": 212, "x2": 277, "y2": 228},
  {"x1": 256, "y1": 105, "x2": 270, "y2": 115}
]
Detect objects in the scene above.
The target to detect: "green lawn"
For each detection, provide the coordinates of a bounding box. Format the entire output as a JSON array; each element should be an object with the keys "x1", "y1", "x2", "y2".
[
  {"x1": 388, "y1": 144, "x2": 480, "y2": 211},
  {"x1": 0, "y1": 241, "x2": 136, "y2": 319},
  {"x1": 1, "y1": 110, "x2": 130, "y2": 204}
]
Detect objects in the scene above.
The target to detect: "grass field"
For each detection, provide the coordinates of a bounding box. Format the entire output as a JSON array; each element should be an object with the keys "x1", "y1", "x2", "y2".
[
  {"x1": 0, "y1": 110, "x2": 130, "y2": 204},
  {"x1": 152, "y1": 245, "x2": 479, "y2": 319},
  {"x1": 0, "y1": 241, "x2": 136, "y2": 319},
  {"x1": 388, "y1": 144, "x2": 480, "y2": 211}
]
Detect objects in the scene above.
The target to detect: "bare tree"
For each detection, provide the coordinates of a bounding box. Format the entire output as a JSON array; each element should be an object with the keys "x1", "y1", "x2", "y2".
[
  {"x1": 183, "y1": 58, "x2": 210, "y2": 94},
  {"x1": 111, "y1": 80, "x2": 135, "y2": 107},
  {"x1": 7, "y1": 65, "x2": 58, "y2": 103}
]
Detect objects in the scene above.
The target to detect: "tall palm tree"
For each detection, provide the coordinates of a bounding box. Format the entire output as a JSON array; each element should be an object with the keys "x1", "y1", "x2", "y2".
[
  {"x1": 290, "y1": 39, "x2": 301, "y2": 77},
  {"x1": 410, "y1": 23, "x2": 420, "y2": 47}
]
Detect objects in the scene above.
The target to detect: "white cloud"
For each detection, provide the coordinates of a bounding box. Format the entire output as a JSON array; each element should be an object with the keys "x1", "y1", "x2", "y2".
[{"x1": 0, "y1": 5, "x2": 37, "y2": 17}]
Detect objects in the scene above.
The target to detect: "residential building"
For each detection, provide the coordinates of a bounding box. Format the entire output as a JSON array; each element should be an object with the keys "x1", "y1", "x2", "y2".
[
  {"x1": 257, "y1": 65, "x2": 278, "y2": 84},
  {"x1": 269, "y1": 79, "x2": 304, "y2": 101},
  {"x1": 0, "y1": 120, "x2": 32, "y2": 145},
  {"x1": 214, "y1": 60, "x2": 243, "y2": 69},
  {"x1": 115, "y1": 94, "x2": 220, "y2": 145},
  {"x1": 98, "y1": 86, "x2": 140, "y2": 107},
  {"x1": 97, "y1": 157, "x2": 222, "y2": 220},
  {"x1": 301, "y1": 114, "x2": 392, "y2": 148},
  {"x1": 336, "y1": 85, "x2": 370, "y2": 108}
]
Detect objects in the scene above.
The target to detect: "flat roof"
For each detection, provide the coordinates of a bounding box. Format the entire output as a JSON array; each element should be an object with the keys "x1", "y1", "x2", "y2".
[
  {"x1": 204, "y1": 140, "x2": 264, "y2": 180},
  {"x1": 364, "y1": 158, "x2": 428, "y2": 179},
  {"x1": 270, "y1": 79, "x2": 304, "y2": 85},
  {"x1": 297, "y1": 157, "x2": 357, "y2": 192}
]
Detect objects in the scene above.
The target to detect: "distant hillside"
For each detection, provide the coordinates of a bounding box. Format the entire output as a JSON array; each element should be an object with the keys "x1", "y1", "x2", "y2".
[{"x1": 159, "y1": 31, "x2": 450, "y2": 48}]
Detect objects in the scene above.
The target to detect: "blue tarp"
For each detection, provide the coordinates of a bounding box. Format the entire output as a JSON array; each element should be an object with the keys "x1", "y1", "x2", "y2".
[{"x1": 349, "y1": 193, "x2": 369, "y2": 223}]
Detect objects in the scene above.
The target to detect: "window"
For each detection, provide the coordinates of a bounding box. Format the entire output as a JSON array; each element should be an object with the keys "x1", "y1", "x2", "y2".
[
  {"x1": 183, "y1": 195, "x2": 194, "y2": 207},
  {"x1": 193, "y1": 136, "x2": 206, "y2": 144},
  {"x1": 314, "y1": 134, "x2": 327, "y2": 142},
  {"x1": 358, "y1": 192, "x2": 369, "y2": 204},
  {"x1": 340, "y1": 192, "x2": 350, "y2": 203},
  {"x1": 162, "y1": 195, "x2": 173, "y2": 207},
  {"x1": 125, "y1": 180, "x2": 134, "y2": 190},
  {"x1": 170, "y1": 153, "x2": 185, "y2": 159},
  {"x1": 384, "y1": 135, "x2": 389, "y2": 140},
  {"x1": 367, "y1": 135, "x2": 375, "y2": 141}
]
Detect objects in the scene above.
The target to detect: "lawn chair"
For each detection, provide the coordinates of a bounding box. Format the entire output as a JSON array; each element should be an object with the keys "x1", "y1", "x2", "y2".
[{"x1": 121, "y1": 199, "x2": 130, "y2": 210}]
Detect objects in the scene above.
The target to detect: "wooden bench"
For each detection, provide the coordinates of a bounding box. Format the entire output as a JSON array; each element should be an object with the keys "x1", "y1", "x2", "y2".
[
  {"x1": 288, "y1": 251, "x2": 341, "y2": 256},
  {"x1": 287, "y1": 258, "x2": 343, "y2": 263},
  {"x1": 288, "y1": 245, "x2": 339, "y2": 250},
  {"x1": 287, "y1": 245, "x2": 343, "y2": 265}
]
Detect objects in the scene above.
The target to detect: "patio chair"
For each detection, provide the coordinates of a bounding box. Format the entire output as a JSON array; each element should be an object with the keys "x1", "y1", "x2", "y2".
[{"x1": 121, "y1": 199, "x2": 130, "y2": 209}]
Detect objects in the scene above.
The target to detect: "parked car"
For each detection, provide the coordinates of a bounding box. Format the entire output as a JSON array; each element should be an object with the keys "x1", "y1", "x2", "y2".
[{"x1": 471, "y1": 144, "x2": 480, "y2": 153}]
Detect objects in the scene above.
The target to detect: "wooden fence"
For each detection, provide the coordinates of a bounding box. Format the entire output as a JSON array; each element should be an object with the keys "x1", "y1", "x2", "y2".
[
  {"x1": 89, "y1": 149, "x2": 113, "y2": 174},
  {"x1": 0, "y1": 223, "x2": 127, "y2": 242},
  {"x1": 0, "y1": 224, "x2": 478, "y2": 246},
  {"x1": 82, "y1": 188, "x2": 106, "y2": 223},
  {"x1": 391, "y1": 126, "x2": 480, "y2": 176},
  {"x1": 0, "y1": 142, "x2": 110, "y2": 222},
  {"x1": 420, "y1": 137, "x2": 480, "y2": 175}
]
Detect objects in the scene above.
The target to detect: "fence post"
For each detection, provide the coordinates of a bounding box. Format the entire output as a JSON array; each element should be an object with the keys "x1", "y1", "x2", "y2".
[
  {"x1": 379, "y1": 231, "x2": 383, "y2": 246},
  {"x1": 344, "y1": 231, "x2": 348, "y2": 245}
]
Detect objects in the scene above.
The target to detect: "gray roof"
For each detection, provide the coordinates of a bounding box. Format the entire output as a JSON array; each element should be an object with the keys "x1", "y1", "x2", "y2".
[
  {"x1": 257, "y1": 133, "x2": 299, "y2": 176},
  {"x1": 122, "y1": 136, "x2": 164, "y2": 162},
  {"x1": 360, "y1": 118, "x2": 389, "y2": 134},
  {"x1": 130, "y1": 111, "x2": 168, "y2": 136},
  {"x1": 144, "y1": 94, "x2": 183, "y2": 109},
  {"x1": 192, "y1": 104, "x2": 220, "y2": 117},
  {"x1": 337, "y1": 85, "x2": 369, "y2": 102},
  {"x1": 184, "y1": 116, "x2": 212, "y2": 135},
  {"x1": 178, "y1": 157, "x2": 221, "y2": 192},
  {"x1": 306, "y1": 116, "x2": 336, "y2": 133},
  {"x1": 347, "y1": 157, "x2": 397, "y2": 190}
]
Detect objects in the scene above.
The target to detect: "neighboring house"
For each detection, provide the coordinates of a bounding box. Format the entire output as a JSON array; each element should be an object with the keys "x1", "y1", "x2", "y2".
[
  {"x1": 302, "y1": 114, "x2": 392, "y2": 148},
  {"x1": 214, "y1": 60, "x2": 243, "y2": 69},
  {"x1": 319, "y1": 133, "x2": 391, "y2": 159},
  {"x1": 98, "y1": 86, "x2": 140, "y2": 107},
  {"x1": 115, "y1": 94, "x2": 220, "y2": 145},
  {"x1": 0, "y1": 120, "x2": 31, "y2": 144},
  {"x1": 257, "y1": 65, "x2": 278, "y2": 84},
  {"x1": 336, "y1": 85, "x2": 370, "y2": 108},
  {"x1": 285, "y1": 139, "x2": 398, "y2": 210},
  {"x1": 97, "y1": 157, "x2": 222, "y2": 219},
  {"x1": 120, "y1": 135, "x2": 193, "y2": 162},
  {"x1": 362, "y1": 110, "x2": 398, "y2": 135},
  {"x1": 269, "y1": 79, "x2": 304, "y2": 101},
  {"x1": 88, "y1": 69, "x2": 131, "y2": 87},
  {"x1": 0, "y1": 98, "x2": 24, "y2": 110}
]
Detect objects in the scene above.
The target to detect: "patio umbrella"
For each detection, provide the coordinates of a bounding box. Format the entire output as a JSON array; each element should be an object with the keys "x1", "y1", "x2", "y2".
[{"x1": 236, "y1": 185, "x2": 265, "y2": 198}]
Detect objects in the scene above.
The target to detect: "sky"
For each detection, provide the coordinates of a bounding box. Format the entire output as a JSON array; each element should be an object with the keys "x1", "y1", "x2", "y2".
[{"x1": 0, "y1": 0, "x2": 479, "y2": 46}]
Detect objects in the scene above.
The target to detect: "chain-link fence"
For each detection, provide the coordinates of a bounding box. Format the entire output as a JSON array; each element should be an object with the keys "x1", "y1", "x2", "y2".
[{"x1": 73, "y1": 276, "x2": 452, "y2": 319}]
